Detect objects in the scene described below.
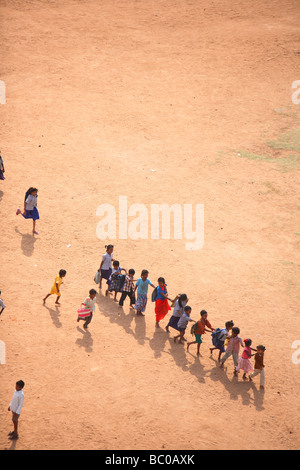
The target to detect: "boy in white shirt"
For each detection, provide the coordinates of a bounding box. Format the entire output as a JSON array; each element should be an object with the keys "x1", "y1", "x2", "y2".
[{"x1": 8, "y1": 380, "x2": 25, "y2": 440}]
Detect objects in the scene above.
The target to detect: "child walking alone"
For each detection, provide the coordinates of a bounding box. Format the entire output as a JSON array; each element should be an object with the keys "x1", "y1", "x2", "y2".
[
  {"x1": 8, "y1": 380, "x2": 25, "y2": 441},
  {"x1": 43, "y1": 269, "x2": 67, "y2": 306},
  {"x1": 77, "y1": 289, "x2": 97, "y2": 329},
  {"x1": 16, "y1": 187, "x2": 40, "y2": 235}
]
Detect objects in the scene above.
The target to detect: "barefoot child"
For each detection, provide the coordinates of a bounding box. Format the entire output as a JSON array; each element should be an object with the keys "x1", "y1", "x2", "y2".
[
  {"x1": 174, "y1": 306, "x2": 196, "y2": 344},
  {"x1": 8, "y1": 380, "x2": 25, "y2": 440},
  {"x1": 119, "y1": 269, "x2": 136, "y2": 308},
  {"x1": 165, "y1": 294, "x2": 188, "y2": 333},
  {"x1": 43, "y1": 269, "x2": 67, "y2": 306},
  {"x1": 16, "y1": 187, "x2": 40, "y2": 235},
  {"x1": 154, "y1": 277, "x2": 172, "y2": 328},
  {"x1": 187, "y1": 310, "x2": 215, "y2": 356},
  {"x1": 249, "y1": 345, "x2": 266, "y2": 389},
  {"x1": 236, "y1": 339, "x2": 256, "y2": 380},
  {"x1": 220, "y1": 327, "x2": 244, "y2": 375},
  {"x1": 210, "y1": 320, "x2": 234, "y2": 363},
  {"x1": 134, "y1": 270, "x2": 155, "y2": 316},
  {"x1": 106, "y1": 260, "x2": 127, "y2": 299},
  {"x1": 77, "y1": 289, "x2": 97, "y2": 329},
  {"x1": 98, "y1": 245, "x2": 114, "y2": 289}
]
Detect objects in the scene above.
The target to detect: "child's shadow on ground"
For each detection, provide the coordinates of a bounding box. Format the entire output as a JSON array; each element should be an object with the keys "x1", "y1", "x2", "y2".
[
  {"x1": 42, "y1": 304, "x2": 62, "y2": 328},
  {"x1": 208, "y1": 356, "x2": 265, "y2": 410},
  {"x1": 76, "y1": 326, "x2": 93, "y2": 353},
  {"x1": 0, "y1": 190, "x2": 3, "y2": 203},
  {"x1": 15, "y1": 227, "x2": 38, "y2": 257},
  {"x1": 96, "y1": 290, "x2": 150, "y2": 346}
]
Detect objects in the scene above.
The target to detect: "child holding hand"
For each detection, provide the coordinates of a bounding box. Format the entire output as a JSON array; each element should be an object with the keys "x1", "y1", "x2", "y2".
[
  {"x1": 187, "y1": 310, "x2": 215, "y2": 356},
  {"x1": 236, "y1": 338, "x2": 256, "y2": 380},
  {"x1": 249, "y1": 345, "x2": 266, "y2": 389}
]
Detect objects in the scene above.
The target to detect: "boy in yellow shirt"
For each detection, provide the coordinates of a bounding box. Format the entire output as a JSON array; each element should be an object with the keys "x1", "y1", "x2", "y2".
[{"x1": 43, "y1": 269, "x2": 67, "y2": 306}]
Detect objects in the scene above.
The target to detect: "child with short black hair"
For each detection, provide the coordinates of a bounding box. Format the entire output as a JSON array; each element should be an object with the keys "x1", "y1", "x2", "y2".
[
  {"x1": 249, "y1": 345, "x2": 266, "y2": 389},
  {"x1": 174, "y1": 306, "x2": 196, "y2": 344},
  {"x1": 210, "y1": 320, "x2": 234, "y2": 362},
  {"x1": 43, "y1": 269, "x2": 67, "y2": 306},
  {"x1": 220, "y1": 327, "x2": 244, "y2": 375},
  {"x1": 8, "y1": 380, "x2": 25, "y2": 440},
  {"x1": 77, "y1": 289, "x2": 97, "y2": 329},
  {"x1": 106, "y1": 260, "x2": 127, "y2": 300},
  {"x1": 187, "y1": 310, "x2": 215, "y2": 356},
  {"x1": 119, "y1": 269, "x2": 136, "y2": 308}
]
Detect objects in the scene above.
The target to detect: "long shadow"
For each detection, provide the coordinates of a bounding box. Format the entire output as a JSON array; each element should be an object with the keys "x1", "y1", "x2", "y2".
[
  {"x1": 95, "y1": 290, "x2": 265, "y2": 409},
  {"x1": 42, "y1": 304, "x2": 62, "y2": 329},
  {"x1": 95, "y1": 289, "x2": 150, "y2": 346},
  {"x1": 15, "y1": 227, "x2": 38, "y2": 257},
  {"x1": 208, "y1": 355, "x2": 265, "y2": 410},
  {"x1": 75, "y1": 326, "x2": 93, "y2": 353}
]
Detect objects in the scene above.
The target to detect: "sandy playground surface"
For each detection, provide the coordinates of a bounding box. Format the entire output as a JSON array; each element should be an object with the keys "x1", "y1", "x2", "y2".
[{"x1": 0, "y1": 0, "x2": 300, "y2": 451}]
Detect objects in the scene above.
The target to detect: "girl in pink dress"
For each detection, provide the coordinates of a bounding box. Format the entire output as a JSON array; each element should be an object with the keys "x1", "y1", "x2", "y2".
[{"x1": 236, "y1": 339, "x2": 256, "y2": 380}]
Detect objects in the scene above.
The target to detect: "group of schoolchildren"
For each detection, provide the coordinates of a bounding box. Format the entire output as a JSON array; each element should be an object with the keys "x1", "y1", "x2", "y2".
[
  {"x1": 41, "y1": 244, "x2": 266, "y2": 391},
  {"x1": 1, "y1": 183, "x2": 266, "y2": 441}
]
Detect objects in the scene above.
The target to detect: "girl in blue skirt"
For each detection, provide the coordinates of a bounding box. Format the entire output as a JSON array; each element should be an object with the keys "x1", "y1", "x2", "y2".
[{"x1": 16, "y1": 187, "x2": 39, "y2": 235}]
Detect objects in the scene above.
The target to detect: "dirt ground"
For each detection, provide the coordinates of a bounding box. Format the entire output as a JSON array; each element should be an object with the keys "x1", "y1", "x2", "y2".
[{"x1": 0, "y1": 0, "x2": 300, "y2": 451}]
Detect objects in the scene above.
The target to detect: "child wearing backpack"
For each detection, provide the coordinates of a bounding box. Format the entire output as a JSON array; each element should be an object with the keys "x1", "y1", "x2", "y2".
[
  {"x1": 154, "y1": 277, "x2": 172, "y2": 328},
  {"x1": 187, "y1": 310, "x2": 215, "y2": 356},
  {"x1": 106, "y1": 260, "x2": 127, "y2": 300},
  {"x1": 210, "y1": 320, "x2": 234, "y2": 363}
]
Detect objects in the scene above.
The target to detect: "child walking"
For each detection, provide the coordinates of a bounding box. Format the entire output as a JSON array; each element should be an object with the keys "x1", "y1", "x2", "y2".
[
  {"x1": 220, "y1": 327, "x2": 244, "y2": 375},
  {"x1": 154, "y1": 277, "x2": 172, "y2": 328},
  {"x1": 0, "y1": 290, "x2": 6, "y2": 315},
  {"x1": 187, "y1": 310, "x2": 215, "y2": 356},
  {"x1": 174, "y1": 305, "x2": 196, "y2": 343},
  {"x1": 77, "y1": 289, "x2": 97, "y2": 329},
  {"x1": 165, "y1": 294, "x2": 188, "y2": 333},
  {"x1": 106, "y1": 260, "x2": 127, "y2": 299},
  {"x1": 98, "y1": 245, "x2": 114, "y2": 289},
  {"x1": 134, "y1": 270, "x2": 155, "y2": 316},
  {"x1": 119, "y1": 269, "x2": 136, "y2": 308},
  {"x1": 249, "y1": 345, "x2": 266, "y2": 389},
  {"x1": 43, "y1": 269, "x2": 67, "y2": 306},
  {"x1": 8, "y1": 380, "x2": 25, "y2": 440},
  {"x1": 236, "y1": 339, "x2": 256, "y2": 380},
  {"x1": 210, "y1": 320, "x2": 234, "y2": 363},
  {"x1": 16, "y1": 187, "x2": 40, "y2": 235}
]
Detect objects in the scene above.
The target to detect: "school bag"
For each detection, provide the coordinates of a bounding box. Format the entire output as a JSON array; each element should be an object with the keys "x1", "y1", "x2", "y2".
[
  {"x1": 211, "y1": 328, "x2": 222, "y2": 346},
  {"x1": 190, "y1": 321, "x2": 198, "y2": 336},
  {"x1": 94, "y1": 271, "x2": 101, "y2": 284},
  {"x1": 151, "y1": 286, "x2": 158, "y2": 302}
]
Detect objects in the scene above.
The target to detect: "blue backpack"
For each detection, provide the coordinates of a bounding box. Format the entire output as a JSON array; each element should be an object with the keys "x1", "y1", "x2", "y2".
[{"x1": 211, "y1": 328, "x2": 222, "y2": 346}]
